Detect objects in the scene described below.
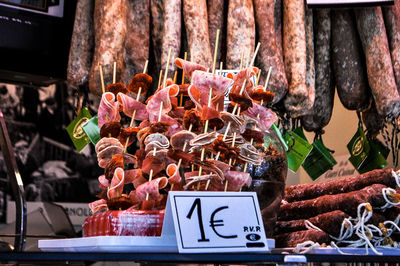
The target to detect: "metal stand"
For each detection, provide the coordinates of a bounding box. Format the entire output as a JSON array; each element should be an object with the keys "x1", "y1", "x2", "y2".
[{"x1": 0, "y1": 109, "x2": 27, "y2": 251}]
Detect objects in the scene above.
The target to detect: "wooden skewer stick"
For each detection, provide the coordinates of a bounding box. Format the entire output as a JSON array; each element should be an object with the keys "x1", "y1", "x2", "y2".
[
  {"x1": 173, "y1": 71, "x2": 178, "y2": 84},
  {"x1": 212, "y1": 29, "x2": 220, "y2": 74},
  {"x1": 99, "y1": 63, "x2": 105, "y2": 95},
  {"x1": 124, "y1": 60, "x2": 149, "y2": 152},
  {"x1": 113, "y1": 62, "x2": 117, "y2": 84}
]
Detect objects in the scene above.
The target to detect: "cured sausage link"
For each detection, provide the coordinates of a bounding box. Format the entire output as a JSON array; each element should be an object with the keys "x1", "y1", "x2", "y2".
[
  {"x1": 274, "y1": 210, "x2": 349, "y2": 236},
  {"x1": 355, "y1": 7, "x2": 400, "y2": 118},
  {"x1": 254, "y1": 0, "x2": 288, "y2": 104},
  {"x1": 279, "y1": 184, "x2": 388, "y2": 221},
  {"x1": 302, "y1": 9, "x2": 334, "y2": 132},
  {"x1": 183, "y1": 0, "x2": 213, "y2": 67},
  {"x1": 274, "y1": 229, "x2": 330, "y2": 248},
  {"x1": 121, "y1": 0, "x2": 150, "y2": 85},
  {"x1": 332, "y1": 9, "x2": 370, "y2": 111},
  {"x1": 161, "y1": 0, "x2": 181, "y2": 77},
  {"x1": 284, "y1": 168, "x2": 396, "y2": 203},
  {"x1": 207, "y1": 0, "x2": 225, "y2": 64},
  {"x1": 282, "y1": 0, "x2": 311, "y2": 117},
  {"x1": 67, "y1": 0, "x2": 94, "y2": 88},
  {"x1": 383, "y1": 1, "x2": 400, "y2": 91},
  {"x1": 226, "y1": 0, "x2": 256, "y2": 69},
  {"x1": 89, "y1": 0, "x2": 127, "y2": 97}
]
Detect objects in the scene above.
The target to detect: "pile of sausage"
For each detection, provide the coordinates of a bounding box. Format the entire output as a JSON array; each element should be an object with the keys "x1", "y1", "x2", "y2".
[
  {"x1": 88, "y1": 57, "x2": 281, "y2": 214},
  {"x1": 67, "y1": 0, "x2": 400, "y2": 137},
  {"x1": 275, "y1": 168, "x2": 400, "y2": 248}
]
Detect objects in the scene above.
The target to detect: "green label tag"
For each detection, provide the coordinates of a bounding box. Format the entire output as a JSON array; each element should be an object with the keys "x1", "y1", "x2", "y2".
[
  {"x1": 347, "y1": 126, "x2": 370, "y2": 170},
  {"x1": 302, "y1": 139, "x2": 337, "y2": 181},
  {"x1": 284, "y1": 127, "x2": 313, "y2": 172},
  {"x1": 66, "y1": 107, "x2": 92, "y2": 152},
  {"x1": 356, "y1": 138, "x2": 389, "y2": 174},
  {"x1": 82, "y1": 116, "x2": 101, "y2": 145}
]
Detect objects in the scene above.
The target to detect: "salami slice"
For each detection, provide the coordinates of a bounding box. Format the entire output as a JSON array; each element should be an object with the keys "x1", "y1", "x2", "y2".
[
  {"x1": 355, "y1": 7, "x2": 400, "y2": 118},
  {"x1": 166, "y1": 163, "x2": 182, "y2": 186},
  {"x1": 67, "y1": 0, "x2": 94, "y2": 88},
  {"x1": 254, "y1": 0, "x2": 288, "y2": 104},
  {"x1": 98, "y1": 92, "x2": 121, "y2": 129},
  {"x1": 207, "y1": 0, "x2": 225, "y2": 64},
  {"x1": 121, "y1": 0, "x2": 150, "y2": 85},
  {"x1": 89, "y1": 0, "x2": 127, "y2": 97},
  {"x1": 89, "y1": 199, "x2": 108, "y2": 213},
  {"x1": 191, "y1": 71, "x2": 233, "y2": 96},
  {"x1": 170, "y1": 130, "x2": 197, "y2": 151},
  {"x1": 226, "y1": 0, "x2": 255, "y2": 69},
  {"x1": 175, "y1": 58, "x2": 207, "y2": 78},
  {"x1": 146, "y1": 84, "x2": 179, "y2": 122},
  {"x1": 301, "y1": 9, "x2": 334, "y2": 132},
  {"x1": 282, "y1": 0, "x2": 311, "y2": 117},
  {"x1": 117, "y1": 93, "x2": 148, "y2": 121},
  {"x1": 135, "y1": 177, "x2": 168, "y2": 201},
  {"x1": 107, "y1": 167, "x2": 125, "y2": 199},
  {"x1": 332, "y1": 10, "x2": 370, "y2": 111},
  {"x1": 242, "y1": 103, "x2": 277, "y2": 132},
  {"x1": 161, "y1": 0, "x2": 181, "y2": 77},
  {"x1": 183, "y1": 0, "x2": 212, "y2": 67},
  {"x1": 383, "y1": 1, "x2": 400, "y2": 90},
  {"x1": 284, "y1": 168, "x2": 396, "y2": 203}
]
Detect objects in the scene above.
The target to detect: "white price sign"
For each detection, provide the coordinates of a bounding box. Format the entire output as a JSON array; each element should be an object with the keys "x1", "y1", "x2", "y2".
[{"x1": 165, "y1": 191, "x2": 272, "y2": 253}]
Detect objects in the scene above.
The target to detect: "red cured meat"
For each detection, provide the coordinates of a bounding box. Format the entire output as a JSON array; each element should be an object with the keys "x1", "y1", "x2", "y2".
[
  {"x1": 98, "y1": 92, "x2": 121, "y2": 129},
  {"x1": 88, "y1": 199, "x2": 108, "y2": 213},
  {"x1": 213, "y1": 171, "x2": 252, "y2": 191},
  {"x1": 107, "y1": 167, "x2": 125, "y2": 199},
  {"x1": 170, "y1": 130, "x2": 197, "y2": 151},
  {"x1": 135, "y1": 177, "x2": 168, "y2": 201},
  {"x1": 166, "y1": 163, "x2": 182, "y2": 185},
  {"x1": 175, "y1": 58, "x2": 207, "y2": 77},
  {"x1": 201, "y1": 106, "x2": 220, "y2": 120},
  {"x1": 146, "y1": 84, "x2": 179, "y2": 122},
  {"x1": 229, "y1": 67, "x2": 258, "y2": 97},
  {"x1": 124, "y1": 169, "x2": 142, "y2": 184},
  {"x1": 142, "y1": 156, "x2": 165, "y2": 176},
  {"x1": 191, "y1": 70, "x2": 233, "y2": 95},
  {"x1": 117, "y1": 92, "x2": 149, "y2": 120},
  {"x1": 98, "y1": 175, "x2": 109, "y2": 189},
  {"x1": 243, "y1": 103, "x2": 277, "y2": 131}
]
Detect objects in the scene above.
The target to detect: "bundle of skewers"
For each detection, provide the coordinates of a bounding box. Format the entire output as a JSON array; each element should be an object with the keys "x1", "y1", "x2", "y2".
[{"x1": 88, "y1": 33, "x2": 281, "y2": 214}]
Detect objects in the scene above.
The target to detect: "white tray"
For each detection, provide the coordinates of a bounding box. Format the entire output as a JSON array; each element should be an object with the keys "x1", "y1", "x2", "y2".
[{"x1": 38, "y1": 236, "x2": 179, "y2": 253}]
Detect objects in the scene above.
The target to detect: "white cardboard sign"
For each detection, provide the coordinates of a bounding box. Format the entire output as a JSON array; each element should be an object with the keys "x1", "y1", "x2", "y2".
[{"x1": 166, "y1": 191, "x2": 271, "y2": 253}]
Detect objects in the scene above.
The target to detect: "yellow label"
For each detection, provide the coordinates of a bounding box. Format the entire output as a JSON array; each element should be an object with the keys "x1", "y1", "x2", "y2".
[
  {"x1": 352, "y1": 136, "x2": 363, "y2": 157},
  {"x1": 73, "y1": 117, "x2": 90, "y2": 139}
]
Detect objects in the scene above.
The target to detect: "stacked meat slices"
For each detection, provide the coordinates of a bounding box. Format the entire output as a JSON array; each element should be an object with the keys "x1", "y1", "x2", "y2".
[
  {"x1": 89, "y1": 58, "x2": 280, "y2": 214},
  {"x1": 275, "y1": 168, "x2": 400, "y2": 248}
]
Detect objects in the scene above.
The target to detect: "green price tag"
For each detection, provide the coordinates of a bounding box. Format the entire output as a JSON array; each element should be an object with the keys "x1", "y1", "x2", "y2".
[
  {"x1": 284, "y1": 127, "x2": 313, "y2": 172},
  {"x1": 302, "y1": 139, "x2": 337, "y2": 181},
  {"x1": 356, "y1": 138, "x2": 389, "y2": 174},
  {"x1": 66, "y1": 107, "x2": 92, "y2": 152},
  {"x1": 82, "y1": 116, "x2": 101, "y2": 145},
  {"x1": 347, "y1": 126, "x2": 370, "y2": 170}
]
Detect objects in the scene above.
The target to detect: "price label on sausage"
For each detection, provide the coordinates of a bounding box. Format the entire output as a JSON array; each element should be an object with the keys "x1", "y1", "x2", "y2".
[{"x1": 165, "y1": 191, "x2": 272, "y2": 253}]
